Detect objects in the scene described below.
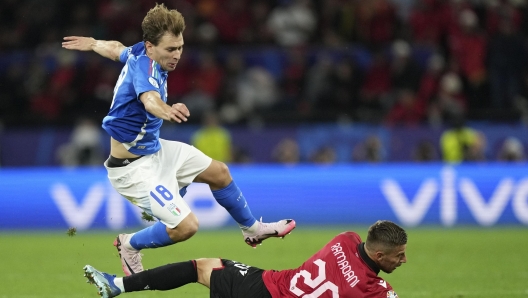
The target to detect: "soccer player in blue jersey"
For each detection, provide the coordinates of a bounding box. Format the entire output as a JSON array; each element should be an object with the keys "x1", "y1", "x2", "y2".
[{"x1": 62, "y1": 3, "x2": 295, "y2": 277}]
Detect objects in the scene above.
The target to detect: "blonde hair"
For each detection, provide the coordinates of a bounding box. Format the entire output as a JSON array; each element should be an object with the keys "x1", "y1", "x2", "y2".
[{"x1": 142, "y1": 3, "x2": 185, "y2": 45}]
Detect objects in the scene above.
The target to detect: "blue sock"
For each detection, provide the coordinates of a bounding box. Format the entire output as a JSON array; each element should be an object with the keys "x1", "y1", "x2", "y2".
[
  {"x1": 212, "y1": 181, "x2": 256, "y2": 228},
  {"x1": 129, "y1": 221, "x2": 174, "y2": 250}
]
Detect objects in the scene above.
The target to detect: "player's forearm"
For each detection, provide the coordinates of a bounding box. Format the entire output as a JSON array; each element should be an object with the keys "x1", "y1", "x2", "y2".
[
  {"x1": 141, "y1": 92, "x2": 172, "y2": 121},
  {"x1": 91, "y1": 40, "x2": 126, "y2": 62}
]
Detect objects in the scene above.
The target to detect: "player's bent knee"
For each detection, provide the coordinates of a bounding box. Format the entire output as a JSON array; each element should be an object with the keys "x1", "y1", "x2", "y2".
[
  {"x1": 167, "y1": 213, "x2": 199, "y2": 242},
  {"x1": 212, "y1": 160, "x2": 232, "y2": 185},
  {"x1": 195, "y1": 160, "x2": 232, "y2": 188},
  {"x1": 195, "y1": 258, "x2": 223, "y2": 287}
]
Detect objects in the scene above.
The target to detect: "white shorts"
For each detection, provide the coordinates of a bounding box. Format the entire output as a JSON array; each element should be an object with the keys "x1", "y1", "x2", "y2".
[{"x1": 105, "y1": 139, "x2": 213, "y2": 228}]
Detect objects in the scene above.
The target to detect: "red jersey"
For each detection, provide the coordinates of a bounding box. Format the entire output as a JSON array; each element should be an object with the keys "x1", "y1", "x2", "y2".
[{"x1": 262, "y1": 232, "x2": 399, "y2": 298}]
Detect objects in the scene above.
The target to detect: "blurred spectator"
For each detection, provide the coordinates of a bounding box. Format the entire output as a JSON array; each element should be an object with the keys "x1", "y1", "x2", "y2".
[
  {"x1": 218, "y1": 52, "x2": 246, "y2": 124},
  {"x1": 310, "y1": 145, "x2": 337, "y2": 164},
  {"x1": 355, "y1": 0, "x2": 397, "y2": 48},
  {"x1": 440, "y1": 0, "x2": 474, "y2": 39},
  {"x1": 278, "y1": 47, "x2": 308, "y2": 112},
  {"x1": 191, "y1": 51, "x2": 224, "y2": 99},
  {"x1": 487, "y1": 15, "x2": 526, "y2": 109},
  {"x1": 302, "y1": 54, "x2": 334, "y2": 111},
  {"x1": 416, "y1": 53, "x2": 445, "y2": 107},
  {"x1": 208, "y1": 0, "x2": 252, "y2": 44},
  {"x1": 2, "y1": 0, "x2": 528, "y2": 128},
  {"x1": 352, "y1": 135, "x2": 386, "y2": 162},
  {"x1": 408, "y1": 0, "x2": 444, "y2": 47},
  {"x1": 318, "y1": 0, "x2": 356, "y2": 45},
  {"x1": 191, "y1": 111, "x2": 232, "y2": 163},
  {"x1": 232, "y1": 146, "x2": 253, "y2": 164},
  {"x1": 0, "y1": 62, "x2": 27, "y2": 124},
  {"x1": 384, "y1": 89, "x2": 425, "y2": 126},
  {"x1": 180, "y1": 80, "x2": 215, "y2": 122},
  {"x1": 271, "y1": 137, "x2": 300, "y2": 164},
  {"x1": 412, "y1": 139, "x2": 438, "y2": 162},
  {"x1": 92, "y1": 64, "x2": 121, "y2": 104},
  {"x1": 428, "y1": 72, "x2": 467, "y2": 126},
  {"x1": 465, "y1": 130, "x2": 487, "y2": 162},
  {"x1": 498, "y1": 136, "x2": 525, "y2": 161},
  {"x1": 439, "y1": 115, "x2": 481, "y2": 163},
  {"x1": 166, "y1": 52, "x2": 193, "y2": 100},
  {"x1": 180, "y1": 51, "x2": 223, "y2": 121},
  {"x1": 390, "y1": 39, "x2": 422, "y2": 92},
  {"x1": 359, "y1": 49, "x2": 392, "y2": 117},
  {"x1": 484, "y1": 0, "x2": 523, "y2": 36},
  {"x1": 56, "y1": 118, "x2": 104, "y2": 166},
  {"x1": 325, "y1": 58, "x2": 362, "y2": 113},
  {"x1": 266, "y1": 0, "x2": 317, "y2": 47},
  {"x1": 448, "y1": 9, "x2": 488, "y2": 108},
  {"x1": 236, "y1": 66, "x2": 278, "y2": 119},
  {"x1": 390, "y1": 0, "x2": 414, "y2": 21},
  {"x1": 30, "y1": 49, "x2": 77, "y2": 122},
  {"x1": 247, "y1": 0, "x2": 274, "y2": 44}
]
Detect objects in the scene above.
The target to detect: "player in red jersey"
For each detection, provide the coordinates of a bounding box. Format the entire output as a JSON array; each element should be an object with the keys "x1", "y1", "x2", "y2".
[{"x1": 83, "y1": 220, "x2": 406, "y2": 298}]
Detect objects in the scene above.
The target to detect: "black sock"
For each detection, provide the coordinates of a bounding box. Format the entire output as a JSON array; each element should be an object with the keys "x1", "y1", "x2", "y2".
[{"x1": 123, "y1": 260, "x2": 197, "y2": 292}]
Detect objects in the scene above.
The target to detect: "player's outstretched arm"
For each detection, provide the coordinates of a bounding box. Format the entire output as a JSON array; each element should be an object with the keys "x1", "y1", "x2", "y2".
[{"x1": 62, "y1": 36, "x2": 125, "y2": 62}]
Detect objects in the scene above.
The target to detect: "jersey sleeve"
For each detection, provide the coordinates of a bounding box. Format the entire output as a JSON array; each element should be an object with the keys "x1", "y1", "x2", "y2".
[
  {"x1": 131, "y1": 56, "x2": 162, "y2": 98},
  {"x1": 119, "y1": 42, "x2": 145, "y2": 63},
  {"x1": 369, "y1": 281, "x2": 398, "y2": 298}
]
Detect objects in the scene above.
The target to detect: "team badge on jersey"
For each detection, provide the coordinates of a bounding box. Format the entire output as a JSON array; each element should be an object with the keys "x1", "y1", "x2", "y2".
[
  {"x1": 149, "y1": 77, "x2": 159, "y2": 88},
  {"x1": 387, "y1": 290, "x2": 398, "y2": 298},
  {"x1": 167, "y1": 202, "x2": 181, "y2": 216}
]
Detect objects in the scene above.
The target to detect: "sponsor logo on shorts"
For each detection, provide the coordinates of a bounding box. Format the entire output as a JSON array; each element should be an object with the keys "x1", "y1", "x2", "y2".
[
  {"x1": 167, "y1": 203, "x2": 181, "y2": 216},
  {"x1": 233, "y1": 261, "x2": 251, "y2": 276}
]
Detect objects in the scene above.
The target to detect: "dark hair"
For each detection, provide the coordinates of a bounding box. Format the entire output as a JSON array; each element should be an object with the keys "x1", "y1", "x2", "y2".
[
  {"x1": 366, "y1": 220, "x2": 407, "y2": 251},
  {"x1": 141, "y1": 3, "x2": 185, "y2": 45}
]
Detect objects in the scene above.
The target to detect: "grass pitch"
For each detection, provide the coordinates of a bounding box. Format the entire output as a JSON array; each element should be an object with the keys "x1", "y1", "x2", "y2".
[{"x1": 0, "y1": 226, "x2": 527, "y2": 298}]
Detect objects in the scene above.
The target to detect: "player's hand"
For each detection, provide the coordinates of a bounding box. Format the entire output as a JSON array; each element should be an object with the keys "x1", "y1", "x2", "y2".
[
  {"x1": 169, "y1": 103, "x2": 190, "y2": 123},
  {"x1": 62, "y1": 36, "x2": 95, "y2": 51}
]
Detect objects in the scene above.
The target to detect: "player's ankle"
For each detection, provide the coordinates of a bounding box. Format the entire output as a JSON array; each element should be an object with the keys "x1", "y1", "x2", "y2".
[
  {"x1": 114, "y1": 277, "x2": 126, "y2": 292},
  {"x1": 123, "y1": 234, "x2": 138, "y2": 251},
  {"x1": 240, "y1": 221, "x2": 259, "y2": 234}
]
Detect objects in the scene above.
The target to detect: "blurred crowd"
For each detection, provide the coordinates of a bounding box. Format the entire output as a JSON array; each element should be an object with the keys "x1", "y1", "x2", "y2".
[
  {"x1": 2, "y1": 0, "x2": 528, "y2": 166},
  {"x1": 2, "y1": 0, "x2": 528, "y2": 128}
]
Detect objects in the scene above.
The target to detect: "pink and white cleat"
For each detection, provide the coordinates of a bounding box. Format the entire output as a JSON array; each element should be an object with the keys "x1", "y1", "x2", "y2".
[
  {"x1": 243, "y1": 219, "x2": 296, "y2": 248},
  {"x1": 113, "y1": 234, "x2": 143, "y2": 276}
]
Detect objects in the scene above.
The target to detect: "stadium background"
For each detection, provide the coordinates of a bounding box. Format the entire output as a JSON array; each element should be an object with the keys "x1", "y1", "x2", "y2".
[{"x1": 1, "y1": 0, "x2": 528, "y2": 297}]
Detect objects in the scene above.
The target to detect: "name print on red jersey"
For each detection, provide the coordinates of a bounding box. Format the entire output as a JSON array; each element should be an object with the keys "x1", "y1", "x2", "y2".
[{"x1": 330, "y1": 242, "x2": 360, "y2": 288}]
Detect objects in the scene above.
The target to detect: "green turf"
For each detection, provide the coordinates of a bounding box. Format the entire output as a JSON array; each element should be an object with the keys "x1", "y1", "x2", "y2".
[{"x1": 1, "y1": 226, "x2": 527, "y2": 298}]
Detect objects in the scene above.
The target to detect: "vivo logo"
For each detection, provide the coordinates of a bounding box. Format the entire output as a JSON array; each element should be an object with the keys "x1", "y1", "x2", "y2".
[
  {"x1": 380, "y1": 167, "x2": 528, "y2": 227},
  {"x1": 50, "y1": 182, "x2": 230, "y2": 231}
]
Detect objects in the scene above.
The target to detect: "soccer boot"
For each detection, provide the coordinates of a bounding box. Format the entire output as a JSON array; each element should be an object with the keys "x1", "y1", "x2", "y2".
[
  {"x1": 114, "y1": 234, "x2": 143, "y2": 276},
  {"x1": 243, "y1": 218, "x2": 296, "y2": 248},
  {"x1": 83, "y1": 265, "x2": 121, "y2": 298}
]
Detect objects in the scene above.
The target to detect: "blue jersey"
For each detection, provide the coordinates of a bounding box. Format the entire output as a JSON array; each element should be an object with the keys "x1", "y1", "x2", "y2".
[{"x1": 102, "y1": 42, "x2": 169, "y2": 155}]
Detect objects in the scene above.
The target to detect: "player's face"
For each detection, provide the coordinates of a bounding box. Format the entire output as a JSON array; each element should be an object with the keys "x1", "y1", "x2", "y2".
[
  {"x1": 147, "y1": 33, "x2": 184, "y2": 72},
  {"x1": 378, "y1": 244, "x2": 407, "y2": 274}
]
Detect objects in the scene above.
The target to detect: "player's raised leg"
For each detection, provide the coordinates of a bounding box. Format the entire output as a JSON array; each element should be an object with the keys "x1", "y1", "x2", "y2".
[{"x1": 194, "y1": 160, "x2": 296, "y2": 247}]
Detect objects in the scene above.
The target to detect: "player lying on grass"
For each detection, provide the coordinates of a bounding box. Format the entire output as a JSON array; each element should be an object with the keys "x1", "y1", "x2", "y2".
[{"x1": 84, "y1": 220, "x2": 407, "y2": 298}]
